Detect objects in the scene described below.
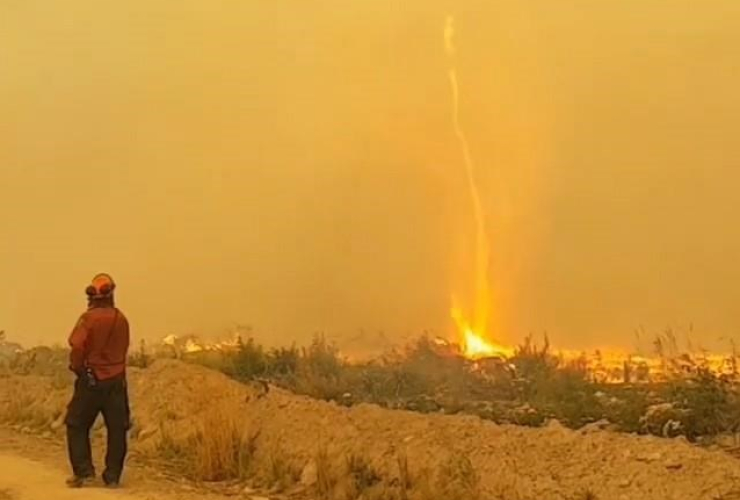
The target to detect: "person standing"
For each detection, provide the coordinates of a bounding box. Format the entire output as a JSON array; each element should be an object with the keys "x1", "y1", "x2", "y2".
[{"x1": 65, "y1": 273, "x2": 130, "y2": 488}]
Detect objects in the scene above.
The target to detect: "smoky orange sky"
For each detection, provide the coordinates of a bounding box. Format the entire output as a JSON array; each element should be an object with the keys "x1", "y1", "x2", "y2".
[{"x1": 1, "y1": 1, "x2": 739, "y2": 352}]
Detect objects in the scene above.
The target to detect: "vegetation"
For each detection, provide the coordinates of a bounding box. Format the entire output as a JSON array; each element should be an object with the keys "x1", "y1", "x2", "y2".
[
  {"x1": 3, "y1": 329, "x2": 740, "y2": 443},
  {"x1": 121, "y1": 333, "x2": 730, "y2": 445},
  {"x1": 3, "y1": 331, "x2": 740, "y2": 498}
]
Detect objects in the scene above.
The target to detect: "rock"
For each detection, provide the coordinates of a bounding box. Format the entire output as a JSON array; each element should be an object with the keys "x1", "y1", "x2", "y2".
[
  {"x1": 618, "y1": 478, "x2": 632, "y2": 488},
  {"x1": 41, "y1": 431, "x2": 52, "y2": 439},
  {"x1": 662, "y1": 419, "x2": 683, "y2": 438},
  {"x1": 242, "y1": 486, "x2": 256, "y2": 495},
  {"x1": 300, "y1": 460, "x2": 317, "y2": 487},
  {"x1": 665, "y1": 458, "x2": 683, "y2": 470},
  {"x1": 640, "y1": 403, "x2": 689, "y2": 437},
  {"x1": 581, "y1": 419, "x2": 612, "y2": 434},
  {"x1": 249, "y1": 496, "x2": 270, "y2": 500}
]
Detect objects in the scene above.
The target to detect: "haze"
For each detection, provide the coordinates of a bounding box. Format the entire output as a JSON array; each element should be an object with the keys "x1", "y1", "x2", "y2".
[{"x1": 2, "y1": 1, "x2": 739, "y2": 352}]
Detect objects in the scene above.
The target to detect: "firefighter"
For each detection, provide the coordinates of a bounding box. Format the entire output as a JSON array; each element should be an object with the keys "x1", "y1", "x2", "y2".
[{"x1": 65, "y1": 273, "x2": 131, "y2": 488}]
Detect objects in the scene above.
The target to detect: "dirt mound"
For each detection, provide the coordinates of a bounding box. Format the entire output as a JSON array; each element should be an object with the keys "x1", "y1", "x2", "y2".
[
  {"x1": 239, "y1": 383, "x2": 740, "y2": 500},
  {"x1": 3, "y1": 360, "x2": 740, "y2": 499}
]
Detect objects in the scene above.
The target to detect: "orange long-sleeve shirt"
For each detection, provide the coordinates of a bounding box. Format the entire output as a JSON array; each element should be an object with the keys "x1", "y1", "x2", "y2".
[{"x1": 68, "y1": 307, "x2": 130, "y2": 380}]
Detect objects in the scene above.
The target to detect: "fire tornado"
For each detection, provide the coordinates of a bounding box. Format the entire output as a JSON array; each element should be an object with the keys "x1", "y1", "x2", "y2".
[{"x1": 445, "y1": 16, "x2": 511, "y2": 359}]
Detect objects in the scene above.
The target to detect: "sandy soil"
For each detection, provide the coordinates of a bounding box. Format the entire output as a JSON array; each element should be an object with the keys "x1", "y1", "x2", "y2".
[
  {"x1": 4, "y1": 360, "x2": 740, "y2": 499},
  {"x1": 0, "y1": 430, "x2": 249, "y2": 500},
  {"x1": 0, "y1": 452, "x2": 128, "y2": 500}
]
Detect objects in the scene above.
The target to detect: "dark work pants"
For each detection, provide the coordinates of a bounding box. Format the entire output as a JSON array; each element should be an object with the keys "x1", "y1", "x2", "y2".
[{"x1": 65, "y1": 375, "x2": 130, "y2": 483}]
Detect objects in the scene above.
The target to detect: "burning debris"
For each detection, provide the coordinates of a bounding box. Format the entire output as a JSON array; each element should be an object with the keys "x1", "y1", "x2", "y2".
[
  {"x1": 154, "y1": 328, "x2": 740, "y2": 386},
  {"x1": 158, "y1": 332, "x2": 243, "y2": 356},
  {"x1": 428, "y1": 334, "x2": 739, "y2": 385}
]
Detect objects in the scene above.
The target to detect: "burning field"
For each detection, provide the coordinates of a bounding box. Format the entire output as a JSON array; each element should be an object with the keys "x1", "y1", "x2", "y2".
[{"x1": 156, "y1": 331, "x2": 740, "y2": 440}]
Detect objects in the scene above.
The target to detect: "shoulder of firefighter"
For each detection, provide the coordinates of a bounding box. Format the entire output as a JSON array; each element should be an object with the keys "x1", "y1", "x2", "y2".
[{"x1": 68, "y1": 308, "x2": 130, "y2": 380}]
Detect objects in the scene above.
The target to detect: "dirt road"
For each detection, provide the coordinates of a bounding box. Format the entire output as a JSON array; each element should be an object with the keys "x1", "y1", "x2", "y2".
[
  {"x1": 0, "y1": 450, "x2": 256, "y2": 500},
  {"x1": 0, "y1": 430, "x2": 252, "y2": 500},
  {"x1": 0, "y1": 453, "x2": 126, "y2": 500}
]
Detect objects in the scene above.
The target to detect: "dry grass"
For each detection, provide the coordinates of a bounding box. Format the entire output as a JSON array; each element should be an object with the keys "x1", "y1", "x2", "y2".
[
  {"x1": 344, "y1": 453, "x2": 382, "y2": 499},
  {"x1": 189, "y1": 407, "x2": 257, "y2": 481},
  {"x1": 315, "y1": 442, "x2": 336, "y2": 499},
  {"x1": 308, "y1": 447, "x2": 485, "y2": 500},
  {"x1": 0, "y1": 379, "x2": 64, "y2": 430},
  {"x1": 432, "y1": 452, "x2": 481, "y2": 500},
  {"x1": 263, "y1": 441, "x2": 299, "y2": 491},
  {"x1": 397, "y1": 451, "x2": 412, "y2": 498},
  {"x1": 311, "y1": 447, "x2": 413, "y2": 500},
  {"x1": 148, "y1": 395, "x2": 259, "y2": 483},
  {"x1": 0, "y1": 390, "x2": 35, "y2": 425}
]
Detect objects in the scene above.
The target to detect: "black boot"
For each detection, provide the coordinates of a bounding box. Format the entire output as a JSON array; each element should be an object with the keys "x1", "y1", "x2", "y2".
[{"x1": 66, "y1": 474, "x2": 95, "y2": 488}]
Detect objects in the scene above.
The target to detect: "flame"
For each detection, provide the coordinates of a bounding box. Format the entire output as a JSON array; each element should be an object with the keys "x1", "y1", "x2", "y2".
[
  {"x1": 154, "y1": 333, "x2": 740, "y2": 384},
  {"x1": 451, "y1": 306, "x2": 513, "y2": 359},
  {"x1": 184, "y1": 338, "x2": 204, "y2": 353},
  {"x1": 463, "y1": 328, "x2": 513, "y2": 359},
  {"x1": 445, "y1": 15, "x2": 508, "y2": 358}
]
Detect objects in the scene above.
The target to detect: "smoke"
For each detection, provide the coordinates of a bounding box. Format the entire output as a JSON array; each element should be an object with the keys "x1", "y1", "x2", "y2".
[{"x1": 1, "y1": 1, "x2": 739, "y2": 351}]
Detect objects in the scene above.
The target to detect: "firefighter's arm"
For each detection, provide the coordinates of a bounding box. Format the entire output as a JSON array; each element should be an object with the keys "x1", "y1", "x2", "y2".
[
  {"x1": 68, "y1": 315, "x2": 89, "y2": 375},
  {"x1": 122, "y1": 315, "x2": 130, "y2": 356}
]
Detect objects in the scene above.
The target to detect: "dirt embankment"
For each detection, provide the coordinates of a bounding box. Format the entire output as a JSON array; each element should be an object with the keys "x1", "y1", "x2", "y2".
[{"x1": 2, "y1": 360, "x2": 740, "y2": 500}]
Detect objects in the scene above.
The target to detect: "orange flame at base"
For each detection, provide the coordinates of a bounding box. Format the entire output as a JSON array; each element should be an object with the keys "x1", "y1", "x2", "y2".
[
  {"x1": 463, "y1": 328, "x2": 513, "y2": 359},
  {"x1": 451, "y1": 306, "x2": 513, "y2": 359}
]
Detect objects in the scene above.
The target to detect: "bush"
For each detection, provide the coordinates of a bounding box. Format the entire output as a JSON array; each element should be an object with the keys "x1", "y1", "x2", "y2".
[
  {"x1": 231, "y1": 337, "x2": 270, "y2": 380},
  {"x1": 164, "y1": 333, "x2": 740, "y2": 442},
  {"x1": 666, "y1": 369, "x2": 740, "y2": 438}
]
